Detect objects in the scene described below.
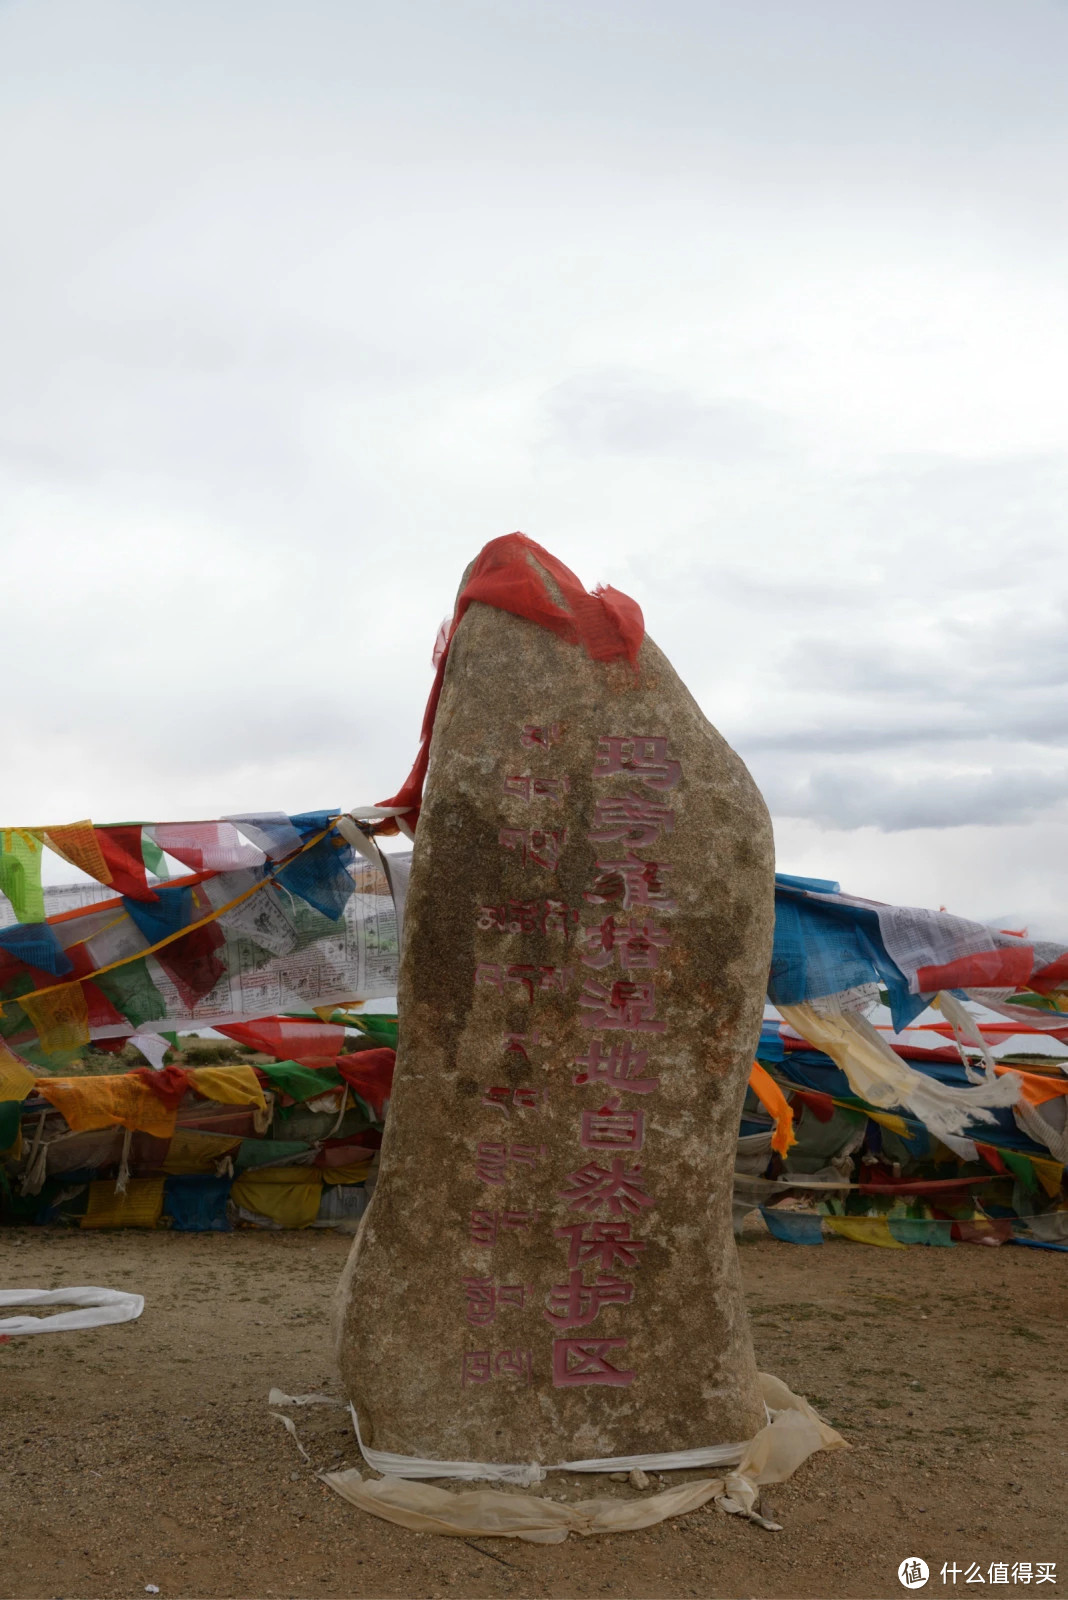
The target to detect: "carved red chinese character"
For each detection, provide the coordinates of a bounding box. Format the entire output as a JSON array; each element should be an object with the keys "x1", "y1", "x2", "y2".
[
  {"x1": 580, "y1": 916, "x2": 672, "y2": 971},
  {"x1": 555, "y1": 1220, "x2": 648, "y2": 1271},
  {"x1": 551, "y1": 1337, "x2": 635, "y2": 1387},
  {"x1": 558, "y1": 1157, "x2": 655, "y2": 1216},
  {"x1": 588, "y1": 791, "x2": 676, "y2": 846},
  {"x1": 572, "y1": 1039, "x2": 659, "y2": 1094},
  {"x1": 580, "y1": 1098, "x2": 645, "y2": 1151},
  {"x1": 593, "y1": 736, "x2": 680, "y2": 790},
  {"x1": 543, "y1": 1269, "x2": 634, "y2": 1329},
  {"x1": 585, "y1": 854, "x2": 676, "y2": 911},
  {"x1": 579, "y1": 978, "x2": 666, "y2": 1032}
]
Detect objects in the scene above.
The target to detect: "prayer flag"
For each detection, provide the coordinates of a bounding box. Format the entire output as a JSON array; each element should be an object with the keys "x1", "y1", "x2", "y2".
[
  {"x1": 0, "y1": 922, "x2": 74, "y2": 977},
  {"x1": 43, "y1": 821, "x2": 113, "y2": 885},
  {"x1": 19, "y1": 982, "x2": 90, "y2": 1052},
  {"x1": 95, "y1": 826, "x2": 159, "y2": 902},
  {"x1": 92, "y1": 957, "x2": 168, "y2": 1030},
  {"x1": 0, "y1": 830, "x2": 45, "y2": 924}
]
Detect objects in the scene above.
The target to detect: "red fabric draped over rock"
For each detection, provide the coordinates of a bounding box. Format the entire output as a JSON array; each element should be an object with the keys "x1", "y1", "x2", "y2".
[{"x1": 377, "y1": 533, "x2": 644, "y2": 829}]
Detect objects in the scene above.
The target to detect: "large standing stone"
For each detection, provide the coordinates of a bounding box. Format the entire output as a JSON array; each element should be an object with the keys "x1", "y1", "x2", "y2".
[{"x1": 337, "y1": 547, "x2": 774, "y2": 1465}]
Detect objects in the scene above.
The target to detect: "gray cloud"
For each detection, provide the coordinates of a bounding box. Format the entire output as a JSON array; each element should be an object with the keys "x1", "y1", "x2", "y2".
[{"x1": 762, "y1": 766, "x2": 1068, "y2": 832}]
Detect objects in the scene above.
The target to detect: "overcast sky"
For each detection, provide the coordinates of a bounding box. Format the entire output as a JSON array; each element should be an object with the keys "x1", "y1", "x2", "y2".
[{"x1": 3, "y1": 0, "x2": 1067, "y2": 933}]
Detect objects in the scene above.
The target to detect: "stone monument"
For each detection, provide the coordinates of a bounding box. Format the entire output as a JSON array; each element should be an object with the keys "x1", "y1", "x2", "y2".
[{"x1": 336, "y1": 536, "x2": 775, "y2": 1467}]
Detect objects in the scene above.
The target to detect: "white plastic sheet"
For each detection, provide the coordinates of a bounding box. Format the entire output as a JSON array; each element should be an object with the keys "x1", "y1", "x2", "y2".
[
  {"x1": 319, "y1": 1374, "x2": 845, "y2": 1542},
  {"x1": 349, "y1": 1401, "x2": 765, "y2": 1485},
  {"x1": 0, "y1": 1286, "x2": 144, "y2": 1337}
]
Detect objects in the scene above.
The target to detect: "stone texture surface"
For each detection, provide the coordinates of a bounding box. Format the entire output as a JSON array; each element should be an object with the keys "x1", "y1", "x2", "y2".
[{"x1": 337, "y1": 556, "x2": 775, "y2": 1464}]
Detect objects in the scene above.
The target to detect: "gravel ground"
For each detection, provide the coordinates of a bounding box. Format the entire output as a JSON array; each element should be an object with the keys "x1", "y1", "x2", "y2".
[{"x1": 0, "y1": 1226, "x2": 1064, "y2": 1600}]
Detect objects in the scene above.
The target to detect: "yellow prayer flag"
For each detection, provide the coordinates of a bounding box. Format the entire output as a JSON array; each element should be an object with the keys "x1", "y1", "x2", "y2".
[
  {"x1": 322, "y1": 1163, "x2": 372, "y2": 1185},
  {"x1": 824, "y1": 1215, "x2": 908, "y2": 1249},
  {"x1": 0, "y1": 1043, "x2": 36, "y2": 1107},
  {"x1": 42, "y1": 821, "x2": 113, "y2": 885},
  {"x1": 162, "y1": 1129, "x2": 243, "y2": 1175},
  {"x1": 865, "y1": 1110, "x2": 911, "y2": 1137},
  {"x1": 82, "y1": 1177, "x2": 164, "y2": 1229},
  {"x1": 18, "y1": 983, "x2": 90, "y2": 1053},
  {"x1": 1030, "y1": 1156, "x2": 1065, "y2": 1198},
  {"x1": 187, "y1": 1063, "x2": 266, "y2": 1110},
  {"x1": 231, "y1": 1167, "x2": 322, "y2": 1228}
]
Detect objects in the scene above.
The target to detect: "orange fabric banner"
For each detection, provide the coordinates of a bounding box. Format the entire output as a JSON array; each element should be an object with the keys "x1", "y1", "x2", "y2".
[
  {"x1": 747, "y1": 1060, "x2": 797, "y2": 1156},
  {"x1": 37, "y1": 1074, "x2": 177, "y2": 1139},
  {"x1": 994, "y1": 1063, "x2": 1068, "y2": 1106}
]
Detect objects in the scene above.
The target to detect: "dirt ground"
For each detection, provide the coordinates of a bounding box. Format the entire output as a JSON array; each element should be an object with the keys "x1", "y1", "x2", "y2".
[{"x1": 1, "y1": 1227, "x2": 1064, "y2": 1600}]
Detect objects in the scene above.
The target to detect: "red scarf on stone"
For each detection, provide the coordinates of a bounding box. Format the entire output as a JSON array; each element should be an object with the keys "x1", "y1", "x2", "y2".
[{"x1": 378, "y1": 533, "x2": 644, "y2": 831}]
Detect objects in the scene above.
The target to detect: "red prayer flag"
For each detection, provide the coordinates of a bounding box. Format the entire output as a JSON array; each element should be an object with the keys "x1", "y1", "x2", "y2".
[
  {"x1": 335, "y1": 1047, "x2": 396, "y2": 1118},
  {"x1": 156, "y1": 923, "x2": 226, "y2": 1009},
  {"x1": 94, "y1": 826, "x2": 159, "y2": 903},
  {"x1": 216, "y1": 1017, "x2": 346, "y2": 1066}
]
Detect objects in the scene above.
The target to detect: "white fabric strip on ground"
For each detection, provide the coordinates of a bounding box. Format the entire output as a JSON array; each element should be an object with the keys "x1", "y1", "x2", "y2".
[{"x1": 0, "y1": 1286, "x2": 145, "y2": 1336}]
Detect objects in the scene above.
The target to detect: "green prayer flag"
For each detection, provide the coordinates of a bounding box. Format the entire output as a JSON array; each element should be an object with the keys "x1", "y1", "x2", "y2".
[
  {"x1": 887, "y1": 1216, "x2": 955, "y2": 1246},
  {"x1": 257, "y1": 1058, "x2": 343, "y2": 1104},
  {"x1": 0, "y1": 973, "x2": 35, "y2": 1041},
  {"x1": 234, "y1": 1138, "x2": 313, "y2": 1174},
  {"x1": 15, "y1": 1041, "x2": 83, "y2": 1071},
  {"x1": 1000, "y1": 1148, "x2": 1041, "y2": 1196},
  {"x1": 349, "y1": 1015, "x2": 398, "y2": 1048},
  {"x1": 93, "y1": 956, "x2": 167, "y2": 1029},
  {"x1": 140, "y1": 831, "x2": 170, "y2": 883},
  {"x1": 0, "y1": 831, "x2": 45, "y2": 923}
]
